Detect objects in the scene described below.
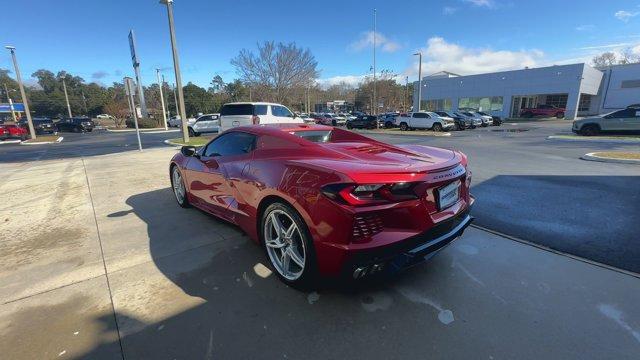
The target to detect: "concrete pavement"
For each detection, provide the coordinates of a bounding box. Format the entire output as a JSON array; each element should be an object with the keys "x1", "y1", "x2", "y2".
[{"x1": 1, "y1": 148, "x2": 639, "y2": 359}]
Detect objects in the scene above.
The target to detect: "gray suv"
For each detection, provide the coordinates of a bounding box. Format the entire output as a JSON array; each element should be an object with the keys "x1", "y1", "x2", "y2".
[{"x1": 573, "y1": 105, "x2": 640, "y2": 136}]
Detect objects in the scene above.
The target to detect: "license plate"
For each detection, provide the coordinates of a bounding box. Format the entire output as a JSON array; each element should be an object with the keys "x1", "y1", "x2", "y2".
[{"x1": 437, "y1": 180, "x2": 460, "y2": 210}]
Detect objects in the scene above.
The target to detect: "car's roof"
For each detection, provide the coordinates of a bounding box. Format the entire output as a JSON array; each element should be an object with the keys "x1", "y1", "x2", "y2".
[
  {"x1": 232, "y1": 123, "x2": 333, "y2": 134},
  {"x1": 223, "y1": 102, "x2": 286, "y2": 106}
]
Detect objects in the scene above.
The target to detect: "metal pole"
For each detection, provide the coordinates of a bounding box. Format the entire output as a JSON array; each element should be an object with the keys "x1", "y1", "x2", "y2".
[
  {"x1": 405, "y1": 76, "x2": 408, "y2": 112},
  {"x1": 62, "y1": 79, "x2": 73, "y2": 118},
  {"x1": 162, "y1": 0, "x2": 189, "y2": 142},
  {"x1": 373, "y1": 8, "x2": 377, "y2": 124},
  {"x1": 125, "y1": 77, "x2": 142, "y2": 151},
  {"x1": 414, "y1": 52, "x2": 422, "y2": 112},
  {"x1": 3, "y1": 83, "x2": 16, "y2": 122},
  {"x1": 156, "y1": 69, "x2": 168, "y2": 130},
  {"x1": 172, "y1": 83, "x2": 179, "y2": 117},
  {"x1": 81, "y1": 91, "x2": 88, "y2": 114},
  {"x1": 6, "y1": 47, "x2": 36, "y2": 139}
]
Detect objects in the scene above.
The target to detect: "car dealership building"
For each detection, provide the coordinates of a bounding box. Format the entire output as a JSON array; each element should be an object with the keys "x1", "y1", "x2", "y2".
[{"x1": 413, "y1": 62, "x2": 640, "y2": 120}]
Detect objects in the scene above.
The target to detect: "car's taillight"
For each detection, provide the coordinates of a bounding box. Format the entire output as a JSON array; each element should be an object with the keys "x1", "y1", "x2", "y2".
[
  {"x1": 252, "y1": 115, "x2": 260, "y2": 125},
  {"x1": 321, "y1": 182, "x2": 418, "y2": 206}
]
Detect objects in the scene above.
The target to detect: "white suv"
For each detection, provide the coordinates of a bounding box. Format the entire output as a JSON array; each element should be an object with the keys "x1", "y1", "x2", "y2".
[
  {"x1": 396, "y1": 111, "x2": 455, "y2": 131},
  {"x1": 219, "y1": 102, "x2": 302, "y2": 132}
]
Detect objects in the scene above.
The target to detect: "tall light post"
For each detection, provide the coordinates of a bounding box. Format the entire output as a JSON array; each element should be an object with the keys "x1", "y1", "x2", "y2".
[
  {"x1": 404, "y1": 76, "x2": 408, "y2": 112},
  {"x1": 373, "y1": 8, "x2": 377, "y2": 121},
  {"x1": 156, "y1": 69, "x2": 168, "y2": 130},
  {"x1": 413, "y1": 52, "x2": 422, "y2": 112},
  {"x1": 160, "y1": 0, "x2": 189, "y2": 142},
  {"x1": 172, "y1": 83, "x2": 179, "y2": 117},
  {"x1": 5, "y1": 46, "x2": 36, "y2": 139},
  {"x1": 62, "y1": 79, "x2": 73, "y2": 118},
  {"x1": 3, "y1": 83, "x2": 17, "y2": 122}
]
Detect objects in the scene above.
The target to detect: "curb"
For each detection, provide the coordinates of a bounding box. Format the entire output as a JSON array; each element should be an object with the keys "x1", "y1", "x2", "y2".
[
  {"x1": 547, "y1": 135, "x2": 640, "y2": 143},
  {"x1": 107, "y1": 128, "x2": 178, "y2": 133},
  {"x1": 357, "y1": 129, "x2": 452, "y2": 137},
  {"x1": 580, "y1": 152, "x2": 640, "y2": 165},
  {"x1": 19, "y1": 136, "x2": 64, "y2": 145},
  {"x1": 163, "y1": 139, "x2": 183, "y2": 147},
  {"x1": 0, "y1": 139, "x2": 22, "y2": 145}
]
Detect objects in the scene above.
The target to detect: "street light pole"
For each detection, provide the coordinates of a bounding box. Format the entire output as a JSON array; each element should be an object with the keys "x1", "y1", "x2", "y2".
[
  {"x1": 413, "y1": 52, "x2": 422, "y2": 112},
  {"x1": 156, "y1": 69, "x2": 168, "y2": 130},
  {"x1": 172, "y1": 83, "x2": 179, "y2": 117},
  {"x1": 62, "y1": 79, "x2": 73, "y2": 118},
  {"x1": 405, "y1": 76, "x2": 408, "y2": 112},
  {"x1": 3, "y1": 83, "x2": 17, "y2": 122},
  {"x1": 373, "y1": 8, "x2": 377, "y2": 123},
  {"x1": 160, "y1": 0, "x2": 189, "y2": 142},
  {"x1": 5, "y1": 46, "x2": 36, "y2": 139}
]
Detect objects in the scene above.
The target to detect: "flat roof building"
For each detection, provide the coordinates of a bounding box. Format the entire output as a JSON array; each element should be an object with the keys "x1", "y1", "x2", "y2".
[{"x1": 413, "y1": 62, "x2": 640, "y2": 120}]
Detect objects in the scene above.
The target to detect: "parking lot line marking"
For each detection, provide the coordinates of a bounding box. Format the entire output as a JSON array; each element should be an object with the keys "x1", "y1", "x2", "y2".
[
  {"x1": 470, "y1": 224, "x2": 640, "y2": 280},
  {"x1": 81, "y1": 158, "x2": 126, "y2": 360}
]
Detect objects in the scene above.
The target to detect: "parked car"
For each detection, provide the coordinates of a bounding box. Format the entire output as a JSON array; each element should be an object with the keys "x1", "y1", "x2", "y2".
[
  {"x1": 435, "y1": 111, "x2": 466, "y2": 130},
  {"x1": 219, "y1": 102, "x2": 302, "y2": 132},
  {"x1": 346, "y1": 115, "x2": 378, "y2": 129},
  {"x1": 56, "y1": 117, "x2": 95, "y2": 132},
  {"x1": 0, "y1": 124, "x2": 29, "y2": 140},
  {"x1": 459, "y1": 108, "x2": 492, "y2": 127},
  {"x1": 572, "y1": 105, "x2": 640, "y2": 136},
  {"x1": 96, "y1": 114, "x2": 114, "y2": 119},
  {"x1": 520, "y1": 104, "x2": 565, "y2": 119},
  {"x1": 20, "y1": 117, "x2": 57, "y2": 134},
  {"x1": 314, "y1": 114, "x2": 338, "y2": 126},
  {"x1": 330, "y1": 113, "x2": 347, "y2": 126},
  {"x1": 456, "y1": 112, "x2": 483, "y2": 128},
  {"x1": 476, "y1": 111, "x2": 502, "y2": 126},
  {"x1": 187, "y1": 113, "x2": 220, "y2": 137},
  {"x1": 380, "y1": 113, "x2": 398, "y2": 128},
  {"x1": 170, "y1": 123, "x2": 473, "y2": 288},
  {"x1": 396, "y1": 112, "x2": 455, "y2": 132},
  {"x1": 0, "y1": 126, "x2": 9, "y2": 140},
  {"x1": 168, "y1": 116, "x2": 182, "y2": 127}
]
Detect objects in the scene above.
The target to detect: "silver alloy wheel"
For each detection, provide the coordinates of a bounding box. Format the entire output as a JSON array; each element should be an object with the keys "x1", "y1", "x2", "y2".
[
  {"x1": 264, "y1": 209, "x2": 306, "y2": 280},
  {"x1": 172, "y1": 167, "x2": 186, "y2": 204}
]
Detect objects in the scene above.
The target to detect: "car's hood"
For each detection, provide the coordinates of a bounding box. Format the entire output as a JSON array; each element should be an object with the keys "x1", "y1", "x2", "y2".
[{"x1": 293, "y1": 142, "x2": 459, "y2": 180}]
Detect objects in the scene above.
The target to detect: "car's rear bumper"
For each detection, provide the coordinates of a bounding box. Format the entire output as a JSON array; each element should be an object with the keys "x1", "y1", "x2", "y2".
[{"x1": 339, "y1": 208, "x2": 473, "y2": 279}]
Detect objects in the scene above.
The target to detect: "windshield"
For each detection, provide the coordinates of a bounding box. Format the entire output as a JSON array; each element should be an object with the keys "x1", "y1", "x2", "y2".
[{"x1": 290, "y1": 130, "x2": 332, "y2": 143}]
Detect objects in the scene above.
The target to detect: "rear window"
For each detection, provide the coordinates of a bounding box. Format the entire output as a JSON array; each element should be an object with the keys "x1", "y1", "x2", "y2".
[
  {"x1": 254, "y1": 105, "x2": 268, "y2": 115},
  {"x1": 290, "y1": 130, "x2": 332, "y2": 143},
  {"x1": 221, "y1": 104, "x2": 254, "y2": 116}
]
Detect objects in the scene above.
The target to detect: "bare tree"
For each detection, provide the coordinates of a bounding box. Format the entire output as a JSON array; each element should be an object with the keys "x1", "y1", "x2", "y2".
[
  {"x1": 592, "y1": 52, "x2": 618, "y2": 67},
  {"x1": 619, "y1": 48, "x2": 640, "y2": 64},
  {"x1": 231, "y1": 41, "x2": 319, "y2": 103}
]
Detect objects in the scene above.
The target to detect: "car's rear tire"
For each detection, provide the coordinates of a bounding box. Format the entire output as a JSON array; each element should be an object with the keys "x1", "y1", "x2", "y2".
[
  {"x1": 346, "y1": 123, "x2": 353, "y2": 129},
  {"x1": 556, "y1": 112, "x2": 565, "y2": 119},
  {"x1": 332, "y1": 120, "x2": 337, "y2": 126},
  {"x1": 188, "y1": 127, "x2": 197, "y2": 137},
  {"x1": 399, "y1": 122, "x2": 408, "y2": 131},
  {"x1": 432, "y1": 123, "x2": 443, "y2": 132},
  {"x1": 171, "y1": 165, "x2": 190, "y2": 208},
  {"x1": 385, "y1": 121, "x2": 393, "y2": 129},
  {"x1": 481, "y1": 122, "x2": 488, "y2": 127},
  {"x1": 260, "y1": 202, "x2": 317, "y2": 290},
  {"x1": 580, "y1": 124, "x2": 599, "y2": 136}
]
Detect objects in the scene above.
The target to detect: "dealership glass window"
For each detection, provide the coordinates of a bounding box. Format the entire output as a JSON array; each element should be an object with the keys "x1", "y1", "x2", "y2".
[
  {"x1": 458, "y1": 97, "x2": 502, "y2": 112},
  {"x1": 578, "y1": 94, "x2": 592, "y2": 112},
  {"x1": 421, "y1": 99, "x2": 452, "y2": 111},
  {"x1": 545, "y1": 94, "x2": 568, "y2": 108}
]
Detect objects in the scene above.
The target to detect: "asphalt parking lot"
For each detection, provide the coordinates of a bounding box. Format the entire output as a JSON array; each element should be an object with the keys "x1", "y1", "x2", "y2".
[{"x1": 1, "y1": 122, "x2": 639, "y2": 359}]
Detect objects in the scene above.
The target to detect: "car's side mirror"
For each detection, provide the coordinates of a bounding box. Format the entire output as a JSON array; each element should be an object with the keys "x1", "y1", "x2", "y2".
[{"x1": 181, "y1": 146, "x2": 197, "y2": 157}]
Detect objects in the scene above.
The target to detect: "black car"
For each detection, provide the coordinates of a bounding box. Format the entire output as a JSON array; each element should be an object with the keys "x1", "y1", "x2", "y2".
[
  {"x1": 476, "y1": 111, "x2": 502, "y2": 126},
  {"x1": 346, "y1": 115, "x2": 378, "y2": 129},
  {"x1": 435, "y1": 111, "x2": 467, "y2": 130},
  {"x1": 19, "y1": 117, "x2": 57, "y2": 134},
  {"x1": 56, "y1": 117, "x2": 95, "y2": 132}
]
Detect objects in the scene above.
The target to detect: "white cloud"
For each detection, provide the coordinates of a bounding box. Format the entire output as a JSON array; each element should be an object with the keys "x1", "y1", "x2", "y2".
[
  {"x1": 578, "y1": 42, "x2": 632, "y2": 50},
  {"x1": 316, "y1": 75, "x2": 366, "y2": 89},
  {"x1": 575, "y1": 24, "x2": 595, "y2": 31},
  {"x1": 463, "y1": 0, "x2": 494, "y2": 8},
  {"x1": 443, "y1": 6, "x2": 457, "y2": 15},
  {"x1": 615, "y1": 10, "x2": 639, "y2": 22},
  {"x1": 406, "y1": 37, "x2": 543, "y2": 77},
  {"x1": 349, "y1": 31, "x2": 401, "y2": 53}
]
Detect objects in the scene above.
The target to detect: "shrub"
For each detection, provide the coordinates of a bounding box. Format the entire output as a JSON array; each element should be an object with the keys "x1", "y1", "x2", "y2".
[{"x1": 125, "y1": 117, "x2": 161, "y2": 129}]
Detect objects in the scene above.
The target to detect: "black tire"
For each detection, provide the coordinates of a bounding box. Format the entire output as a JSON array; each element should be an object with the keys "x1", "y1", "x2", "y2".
[
  {"x1": 188, "y1": 127, "x2": 198, "y2": 137},
  {"x1": 260, "y1": 202, "x2": 317, "y2": 290},
  {"x1": 385, "y1": 121, "x2": 393, "y2": 129},
  {"x1": 556, "y1": 112, "x2": 565, "y2": 119},
  {"x1": 332, "y1": 120, "x2": 337, "y2": 126},
  {"x1": 73, "y1": 126, "x2": 81, "y2": 133},
  {"x1": 455, "y1": 122, "x2": 464, "y2": 131},
  {"x1": 432, "y1": 123, "x2": 443, "y2": 132},
  {"x1": 481, "y1": 122, "x2": 488, "y2": 127},
  {"x1": 346, "y1": 123, "x2": 353, "y2": 129},
  {"x1": 399, "y1": 122, "x2": 408, "y2": 131},
  {"x1": 170, "y1": 165, "x2": 190, "y2": 208},
  {"x1": 580, "y1": 124, "x2": 599, "y2": 136}
]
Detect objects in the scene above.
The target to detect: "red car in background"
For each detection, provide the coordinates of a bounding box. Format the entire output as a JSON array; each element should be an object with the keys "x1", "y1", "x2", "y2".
[
  {"x1": 170, "y1": 124, "x2": 473, "y2": 289},
  {"x1": 519, "y1": 104, "x2": 566, "y2": 118},
  {"x1": 0, "y1": 124, "x2": 29, "y2": 141}
]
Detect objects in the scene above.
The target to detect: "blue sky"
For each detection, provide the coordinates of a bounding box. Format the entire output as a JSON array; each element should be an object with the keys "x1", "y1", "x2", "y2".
[{"x1": 1, "y1": 0, "x2": 639, "y2": 89}]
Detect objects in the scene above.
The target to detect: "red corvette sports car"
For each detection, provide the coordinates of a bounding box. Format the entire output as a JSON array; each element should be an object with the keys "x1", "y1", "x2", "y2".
[{"x1": 170, "y1": 124, "x2": 474, "y2": 288}]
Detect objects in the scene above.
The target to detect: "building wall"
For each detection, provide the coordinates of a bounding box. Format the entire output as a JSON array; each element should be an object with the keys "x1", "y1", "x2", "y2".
[{"x1": 598, "y1": 63, "x2": 640, "y2": 113}]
